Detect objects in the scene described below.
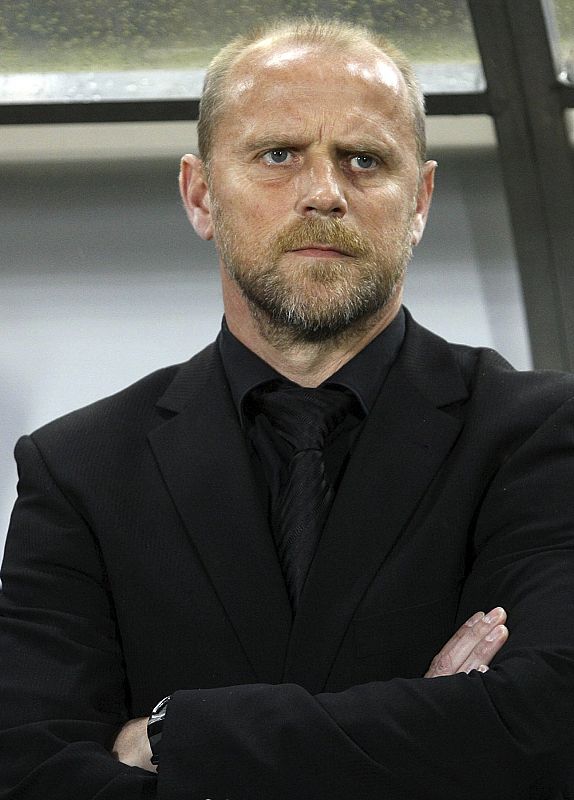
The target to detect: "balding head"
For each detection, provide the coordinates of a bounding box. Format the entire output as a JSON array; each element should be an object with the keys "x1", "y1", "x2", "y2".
[{"x1": 197, "y1": 18, "x2": 427, "y2": 172}]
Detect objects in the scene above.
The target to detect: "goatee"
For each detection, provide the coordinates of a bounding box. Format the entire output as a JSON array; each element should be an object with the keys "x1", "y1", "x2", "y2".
[{"x1": 214, "y1": 213, "x2": 413, "y2": 346}]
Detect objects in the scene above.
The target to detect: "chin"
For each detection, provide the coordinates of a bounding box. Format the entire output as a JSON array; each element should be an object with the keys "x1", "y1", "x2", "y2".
[{"x1": 258, "y1": 291, "x2": 391, "y2": 344}]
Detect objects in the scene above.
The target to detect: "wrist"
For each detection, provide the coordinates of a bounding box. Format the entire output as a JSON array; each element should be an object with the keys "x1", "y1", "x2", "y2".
[{"x1": 112, "y1": 716, "x2": 155, "y2": 772}]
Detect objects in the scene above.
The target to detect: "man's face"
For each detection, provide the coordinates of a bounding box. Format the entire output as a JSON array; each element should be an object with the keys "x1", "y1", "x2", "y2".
[{"x1": 187, "y1": 41, "x2": 435, "y2": 342}]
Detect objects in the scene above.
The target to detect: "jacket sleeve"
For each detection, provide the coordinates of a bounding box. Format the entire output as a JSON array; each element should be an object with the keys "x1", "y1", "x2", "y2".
[
  {"x1": 0, "y1": 435, "x2": 157, "y2": 799},
  {"x1": 156, "y1": 397, "x2": 574, "y2": 799},
  {"x1": 3, "y1": 398, "x2": 574, "y2": 800}
]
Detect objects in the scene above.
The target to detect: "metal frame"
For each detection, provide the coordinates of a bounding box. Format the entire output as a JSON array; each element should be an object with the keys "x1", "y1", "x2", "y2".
[
  {"x1": 1, "y1": 1, "x2": 572, "y2": 368},
  {"x1": 469, "y1": 0, "x2": 574, "y2": 370},
  {"x1": 0, "y1": 99, "x2": 200, "y2": 125},
  {"x1": 0, "y1": 94, "x2": 491, "y2": 124}
]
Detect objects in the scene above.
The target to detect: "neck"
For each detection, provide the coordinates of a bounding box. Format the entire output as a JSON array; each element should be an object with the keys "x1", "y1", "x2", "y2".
[{"x1": 221, "y1": 271, "x2": 403, "y2": 387}]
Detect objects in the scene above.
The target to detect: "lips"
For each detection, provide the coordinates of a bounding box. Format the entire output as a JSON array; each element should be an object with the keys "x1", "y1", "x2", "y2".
[{"x1": 290, "y1": 244, "x2": 351, "y2": 257}]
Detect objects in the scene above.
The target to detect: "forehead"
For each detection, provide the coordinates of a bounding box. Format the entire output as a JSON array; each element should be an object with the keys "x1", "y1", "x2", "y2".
[{"x1": 215, "y1": 40, "x2": 413, "y2": 147}]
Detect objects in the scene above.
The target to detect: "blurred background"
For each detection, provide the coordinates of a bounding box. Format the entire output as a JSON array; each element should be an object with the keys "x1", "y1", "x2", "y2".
[{"x1": 1, "y1": 0, "x2": 573, "y2": 554}]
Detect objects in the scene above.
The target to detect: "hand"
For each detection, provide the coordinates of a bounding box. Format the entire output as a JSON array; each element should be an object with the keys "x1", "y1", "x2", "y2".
[
  {"x1": 111, "y1": 716, "x2": 157, "y2": 773},
  {"x1": 424, "y1": 606, "x2": 508, "y2": 678},
  {"x1": 110, "y1": 608, "x2": 508, "y2": 767}
]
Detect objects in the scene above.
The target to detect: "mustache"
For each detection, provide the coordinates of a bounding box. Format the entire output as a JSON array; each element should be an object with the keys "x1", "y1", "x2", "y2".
[{"x1": 272, "y1": 218, "x2": 373, "y2": 259}]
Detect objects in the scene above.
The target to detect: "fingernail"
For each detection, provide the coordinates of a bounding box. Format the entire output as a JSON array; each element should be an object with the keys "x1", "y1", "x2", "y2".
[
  {"x1": 465, "y1": 611, "x2": 484, "y2": 627},
  {"x1": 484, "y1": 607, "x2": 503, "y2": 624},
  {"x1": 485, "y1": 624, "x2": 506, "y2": 642},
  {"x1": 477, "y1": 664, "x2": 489, "y2": 673}
]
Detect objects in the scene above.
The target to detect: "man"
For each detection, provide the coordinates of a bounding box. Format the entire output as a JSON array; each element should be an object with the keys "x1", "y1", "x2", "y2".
[{"x1": 1, "y1": 17, "x2": 574, "y2": 800}]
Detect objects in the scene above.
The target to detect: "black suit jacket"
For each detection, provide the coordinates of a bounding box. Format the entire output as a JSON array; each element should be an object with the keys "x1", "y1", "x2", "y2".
[{"x1": 2, "y1": 311, "x2": 574, "y2": 799}]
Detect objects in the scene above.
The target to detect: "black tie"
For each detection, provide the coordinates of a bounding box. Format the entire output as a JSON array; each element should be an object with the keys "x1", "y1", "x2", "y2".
[{"x1": 252, "y1": 384, "x2": 354, "y2": 611}]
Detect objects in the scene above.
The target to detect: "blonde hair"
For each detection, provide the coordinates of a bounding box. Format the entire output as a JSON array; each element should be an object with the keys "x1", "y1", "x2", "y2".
[{"x1": 197, "y1": 18, "x2": 427, "y2": 169}]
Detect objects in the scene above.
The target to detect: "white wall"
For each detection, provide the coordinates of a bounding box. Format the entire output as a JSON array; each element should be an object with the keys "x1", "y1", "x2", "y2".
[{"x1": 0, "y1": 117, "x2": 530, "y2": 556}]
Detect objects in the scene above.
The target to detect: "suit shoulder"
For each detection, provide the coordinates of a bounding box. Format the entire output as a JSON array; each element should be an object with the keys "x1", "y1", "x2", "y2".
[
  {"x1": 404, "y1": 312, "x2": 574, "y2": 414},
  {"x1": 436, "y1": 341, "x2": 574, "y2": 444},
  {"x1": 450, "y1": 341, "x2": 574, "y2": 404},
  {"x1": 28, "y1": 342, "x2": 217, "y2": 450}
]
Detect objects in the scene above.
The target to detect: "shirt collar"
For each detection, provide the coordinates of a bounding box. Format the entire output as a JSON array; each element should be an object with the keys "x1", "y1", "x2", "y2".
[{"x1": 218, "y1": 307, "x2": 405, "y2": 425}]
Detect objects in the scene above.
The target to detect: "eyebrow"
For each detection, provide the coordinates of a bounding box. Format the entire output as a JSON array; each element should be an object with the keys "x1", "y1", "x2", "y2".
[
  {"x1": 239, "y1": 134, "x2": 398, "y2": 158},
  {"x1": 239, "y1": 135, "x2": 302, "y2": 154}
]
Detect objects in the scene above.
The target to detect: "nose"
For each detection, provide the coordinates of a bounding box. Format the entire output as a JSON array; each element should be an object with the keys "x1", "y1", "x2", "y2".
[{"x1": 294, "y1": 159, "x2": 348, "y2": 219}]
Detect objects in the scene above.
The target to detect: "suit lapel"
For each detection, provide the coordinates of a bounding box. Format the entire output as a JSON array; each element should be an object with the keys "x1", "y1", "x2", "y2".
[
  {"x1": 283, "y1": 317, "x2": 469, "y2": 692},
  {"x1": 147, "y1": 344, "x2": 292, "y2": 684},
  {"x1": 145, "y1": 317, "x2": 470, "y2": 693}
]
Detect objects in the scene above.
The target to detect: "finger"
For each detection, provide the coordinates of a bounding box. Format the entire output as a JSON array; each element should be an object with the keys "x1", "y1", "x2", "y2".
[
  {"x1": 444, "y1": 606, "x2": 507, "y2": 671},
  {"x1": 424, "y1": 606, "x2": 507, "y2": 678},
  {"x1": 458, "y1": 624, "x2": 508, "y2": 674}
]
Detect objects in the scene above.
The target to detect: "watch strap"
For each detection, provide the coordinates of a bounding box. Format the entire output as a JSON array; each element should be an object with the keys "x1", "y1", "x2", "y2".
[{"x1": 147, "y1": 695, "x2": 171, "y2": 766}]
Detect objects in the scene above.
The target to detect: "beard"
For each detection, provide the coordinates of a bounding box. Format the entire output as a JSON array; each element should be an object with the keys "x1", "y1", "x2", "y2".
[{"x1": 212, "y1": 204, "x2": 414, "y2": 345}]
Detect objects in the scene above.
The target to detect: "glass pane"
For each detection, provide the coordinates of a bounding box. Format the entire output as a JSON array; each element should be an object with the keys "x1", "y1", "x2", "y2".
[
  {"x1": 552, "y1": 0, "x2": 574, "y2": 83},
  {"x1": 0, "y1": 0, "x2": 484, "y2": 104}
]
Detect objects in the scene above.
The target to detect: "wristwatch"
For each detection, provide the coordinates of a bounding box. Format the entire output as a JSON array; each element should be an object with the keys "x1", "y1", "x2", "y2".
[{"x1": 147, "y1": 695, "x2": 171, "y2": 766}]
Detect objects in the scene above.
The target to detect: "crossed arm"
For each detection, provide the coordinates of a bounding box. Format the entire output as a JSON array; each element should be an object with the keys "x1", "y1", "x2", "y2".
[
  {"x1": 112, "y1": 606, "x2": 509, "y2": 771},
  {"x1": 3, "y1": 392, "x2": 574, "y2": 798}
]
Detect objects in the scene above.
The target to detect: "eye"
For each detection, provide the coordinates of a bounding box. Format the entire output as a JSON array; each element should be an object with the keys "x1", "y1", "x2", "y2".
[
  {"x1": 261, "y1": 149, "x2": 292, "y2": 165},
  {"x1": 349, "y1": 154, "x2": 378, "y2": 170}
]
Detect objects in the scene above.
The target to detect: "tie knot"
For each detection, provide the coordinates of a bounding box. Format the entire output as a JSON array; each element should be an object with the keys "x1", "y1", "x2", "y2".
[{"x1": 252, "y1": 384, "x2": 354, "y2": 452}]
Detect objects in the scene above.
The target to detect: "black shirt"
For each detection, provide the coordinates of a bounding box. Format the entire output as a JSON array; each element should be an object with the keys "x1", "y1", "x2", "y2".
[{"x1": 217, "y1": 308, "x2": 406, "y2": 521}]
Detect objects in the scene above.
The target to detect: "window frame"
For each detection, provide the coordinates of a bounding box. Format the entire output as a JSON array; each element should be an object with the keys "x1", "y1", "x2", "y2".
[{"x1": 1, "y1": 0, "x2": 572, "y2": 370}]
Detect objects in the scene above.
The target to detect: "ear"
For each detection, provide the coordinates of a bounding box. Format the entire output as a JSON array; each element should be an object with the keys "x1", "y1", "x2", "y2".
[
  {"x1": 179, "y1": 154, "x2": 213, "y2": 240},
  {"x1": 411, "y1": 160, "x2": 437, "y2": 247}
]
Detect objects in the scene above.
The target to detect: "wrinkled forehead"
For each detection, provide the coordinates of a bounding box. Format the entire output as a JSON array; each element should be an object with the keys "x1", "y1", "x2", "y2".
[{"x1": 225, "y1": 38, "x2": 409, "y2": 115}]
